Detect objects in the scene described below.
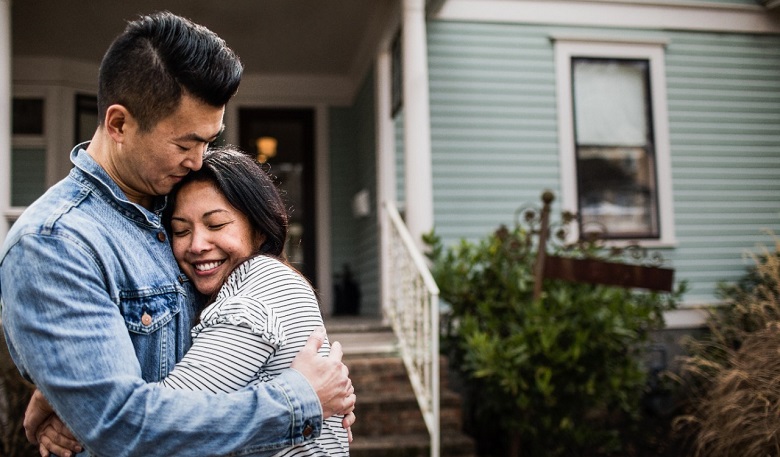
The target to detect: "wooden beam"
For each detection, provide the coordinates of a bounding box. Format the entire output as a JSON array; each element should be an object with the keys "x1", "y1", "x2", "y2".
[{"x1": 544, "y1": 255, "x2": 674, "y2": 292}]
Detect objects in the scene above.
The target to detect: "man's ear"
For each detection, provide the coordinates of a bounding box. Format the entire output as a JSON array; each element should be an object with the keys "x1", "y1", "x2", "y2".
[{"x1": 104, "y1": 104, "x2": 134, "y2": 143}]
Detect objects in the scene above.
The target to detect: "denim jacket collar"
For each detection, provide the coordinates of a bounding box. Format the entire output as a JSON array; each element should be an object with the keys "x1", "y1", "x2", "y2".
[{"x1": 70, "y1": 143, "x2": 167, "y2": 228}]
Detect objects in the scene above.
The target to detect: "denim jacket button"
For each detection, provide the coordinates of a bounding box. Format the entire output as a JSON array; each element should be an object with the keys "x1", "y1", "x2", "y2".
[
  {"x1": 302, "y1": 424, "x2": 313, "y2": 437},
  {"x1": 157, "y1": 232, "x2": 166, "y2": 242},
  {"x1": 141, "y1": 312, "x2": 153, "y2": 326}
]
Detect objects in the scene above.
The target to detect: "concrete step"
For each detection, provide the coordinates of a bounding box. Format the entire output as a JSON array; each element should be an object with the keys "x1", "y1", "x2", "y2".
[
  {"x1": 350, "y1": 432, "x2": 477, "y2": 457},
  {"x1": 325, "y1": 317, "x2": 398, "y2": 357}
]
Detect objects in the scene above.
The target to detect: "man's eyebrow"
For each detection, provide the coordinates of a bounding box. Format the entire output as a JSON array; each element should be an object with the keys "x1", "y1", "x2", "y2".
[{"x1": 175, "y1": 125, "x2": 225, "y2": 143}]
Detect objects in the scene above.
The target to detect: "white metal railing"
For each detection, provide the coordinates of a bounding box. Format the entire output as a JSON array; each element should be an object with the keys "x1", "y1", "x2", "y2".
[{"x1": 383, "y1": 201, "x2": 440, "y2": 457}]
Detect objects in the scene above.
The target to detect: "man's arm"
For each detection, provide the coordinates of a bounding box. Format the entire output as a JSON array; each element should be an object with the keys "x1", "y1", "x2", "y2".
[
  {"x1": 31, "y1": 329, "x2": 356, "y2": 457},
  {"x1": 2, "y1": 234, "x2": 348, "y2": 457}
]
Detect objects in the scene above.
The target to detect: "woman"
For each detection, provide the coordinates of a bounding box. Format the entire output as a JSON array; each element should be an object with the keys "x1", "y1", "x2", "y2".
[
  {"x1": 39, "y1": 147, "x2": 351, "y2": 457},
  {"x1": 161, "y1": 146, "x2": 349, "y2": 456}
]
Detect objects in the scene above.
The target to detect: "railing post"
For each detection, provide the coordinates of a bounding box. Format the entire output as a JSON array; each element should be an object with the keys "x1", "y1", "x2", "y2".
[{"x1": 533, "y1": 191, "x2": 555, "y2": 301}]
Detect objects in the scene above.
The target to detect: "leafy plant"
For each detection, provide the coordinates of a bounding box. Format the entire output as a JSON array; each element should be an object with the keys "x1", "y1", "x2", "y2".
[
  {"x1": 674, "y1": 232, "x2": 780, "y2": 457},
  {"x1": 426, "y1": 209, "x2": 683, "y2": 457},
  {"x1": 1, "y1": 322, "x2": 37, "y2": 457}
]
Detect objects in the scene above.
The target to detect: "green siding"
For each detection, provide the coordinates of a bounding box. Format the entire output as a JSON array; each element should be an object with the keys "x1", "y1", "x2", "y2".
[
  {"x1": 426, "y1": 20, "x2": 780, "y2": 305},
  {"x1": 394, "y1": 110, "x2": 405, "y2": 206},
  {"x1": 663, "y1": 30, "x2": 780, "y2": 302},
  {"x1": 329, "y1": 71, "x2": 379, "y2": 317},
  {"x1": 427, "y1": 21, "x2": 560, "y2": 244}
]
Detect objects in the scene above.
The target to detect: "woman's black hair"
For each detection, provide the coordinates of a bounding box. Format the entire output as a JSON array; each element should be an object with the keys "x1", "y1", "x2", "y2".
[{"x1": 164, "y1": 146, "x2": 288, "y2": 259}]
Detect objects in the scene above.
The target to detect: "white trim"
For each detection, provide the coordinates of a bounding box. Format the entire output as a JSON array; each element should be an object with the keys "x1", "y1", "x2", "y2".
[
  {"x1": 663, "y1": 307, "x2": 708, "y2": 329},
  {"x1": 554, "y1": 38, "x2": 676, "y2": 246},
  {"x1": 402, "y1": 0, "x2": 435, "y2": 252},
  {"x1": 376, "y1": 48, "x2": 397, "y2": 324},
  {"x1": 0, "y1": 0, "x2": 11, "y2": 242},
  {"x1": 435, "y1": 0, "x2": 780, "y2": 34}
]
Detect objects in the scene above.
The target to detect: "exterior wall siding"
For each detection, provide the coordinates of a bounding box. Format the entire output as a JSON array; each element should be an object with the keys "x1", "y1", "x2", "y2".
[
  {"x1": 426, "y1": 19, "x2": 780, "y2": 306},
  {"x1": 394, "y1": 111, "x2": 405, "y2": 207},
  {"x1": 329, "y1": 71, "x2": 380, "y2": 317},
  {"x1": 329, "y1": 107, "x2": 359, "y2": 295},
  {"x1": 663, "y1": 30, "x2": 780, "y2": 303}
]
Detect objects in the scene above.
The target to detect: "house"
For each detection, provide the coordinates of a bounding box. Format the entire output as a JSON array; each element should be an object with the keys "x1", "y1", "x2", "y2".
[{"x1": 3, "y1": 0, "x2": 780, "y2": 332}]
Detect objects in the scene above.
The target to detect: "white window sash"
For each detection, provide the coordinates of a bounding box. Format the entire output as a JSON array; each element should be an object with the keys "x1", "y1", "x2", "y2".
[{"x1": 554, "y1": 37, "x2": 676, "y2": 247}]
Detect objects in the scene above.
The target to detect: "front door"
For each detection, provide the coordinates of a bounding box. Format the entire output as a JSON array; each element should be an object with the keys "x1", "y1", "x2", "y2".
[{"x1": 238, "y1": 108, "x2": 316, "y2": 286}]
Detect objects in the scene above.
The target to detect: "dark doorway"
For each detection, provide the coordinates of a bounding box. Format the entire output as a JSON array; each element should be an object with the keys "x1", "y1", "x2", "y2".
[{"x1": 239, "y1": 108, "x2": 316, "y2": 286}]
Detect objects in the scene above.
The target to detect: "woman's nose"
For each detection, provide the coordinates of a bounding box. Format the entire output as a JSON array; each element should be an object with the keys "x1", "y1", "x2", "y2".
[{"x1": 189, "y1": 229, "x2": 212, "y2": 253}]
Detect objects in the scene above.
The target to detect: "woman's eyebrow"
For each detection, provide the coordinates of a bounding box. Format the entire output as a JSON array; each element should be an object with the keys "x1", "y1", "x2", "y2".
[{"x1": 203, "y1": 209, "x2": 230, "y2": 218}]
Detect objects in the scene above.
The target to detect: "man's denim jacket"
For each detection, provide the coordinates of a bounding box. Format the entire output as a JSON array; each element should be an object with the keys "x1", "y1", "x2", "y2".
[{"x1": 0, "y1": 146, "x2": 322, "y2": 457}]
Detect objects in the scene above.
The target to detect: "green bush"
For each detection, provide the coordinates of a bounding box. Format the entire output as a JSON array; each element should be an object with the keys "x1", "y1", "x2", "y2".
[
  {"x1": 674, "y1": 232, "x2": 780, "y2": 457},
  {"x1": 426, "y1": 216, "x2": 683, "y2": 456},
  {"x1": 1, "y1": 321, "x2": 37, "y2": 457}
]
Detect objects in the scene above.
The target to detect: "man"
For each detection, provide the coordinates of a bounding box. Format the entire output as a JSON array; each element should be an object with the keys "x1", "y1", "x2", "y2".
[{"x1": 0, "y1": 11, "x2": 355, "y2": 457}]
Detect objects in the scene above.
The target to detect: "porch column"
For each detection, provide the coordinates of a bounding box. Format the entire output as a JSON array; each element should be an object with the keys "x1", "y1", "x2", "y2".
[
  {"x1": 0, "y1": 0, "x2": 11, "y2": 243},
  {"x1": 376, "y1": 48, "x2": 395, "y2": 325},
  {"x1": 402, "y1": 0, "x2": 434, "y2": 251}
]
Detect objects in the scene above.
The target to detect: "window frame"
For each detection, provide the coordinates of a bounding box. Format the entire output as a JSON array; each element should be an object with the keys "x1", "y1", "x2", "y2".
[
  {"x1": 554, "y1": 37, "x2": 676, "y2": 247},
  {"x1": 9, "y1": 89, "x2": 48, "y2": 221}
]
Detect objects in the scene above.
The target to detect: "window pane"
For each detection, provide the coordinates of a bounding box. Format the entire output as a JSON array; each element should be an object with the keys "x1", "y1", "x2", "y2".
[
  {"x1": 572, "y1": 58, "x2": 659, "y2": 239},
  {"x1": 573, "y1": 59, "x2": 648, "y2": 146},
  {"x1": 577, "y1": 146, "x2": 659, "y2": 238},
  {"x1": 12, "y1": 147, "x2": 47, "y2": 206},
  {"x1": 12, "y1": 98, "x2": 44, "y2": 135}
]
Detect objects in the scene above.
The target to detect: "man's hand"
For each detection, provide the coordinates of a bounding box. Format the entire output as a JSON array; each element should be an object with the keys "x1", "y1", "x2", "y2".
[
  {"x1": 24, "y1": 389, "x2": 54, "y2": 444},
  {"x1": 24, "y1": 389, "x2": 83, "y2": 456},
  {"x1": 291, "y1": 327, "x2": 356, "y2": 419}
]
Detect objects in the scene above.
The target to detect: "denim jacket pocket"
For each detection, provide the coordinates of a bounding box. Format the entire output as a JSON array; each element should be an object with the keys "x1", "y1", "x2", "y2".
[{"x1": 119, "y1": 285, "x2": 183, "y2": 381}]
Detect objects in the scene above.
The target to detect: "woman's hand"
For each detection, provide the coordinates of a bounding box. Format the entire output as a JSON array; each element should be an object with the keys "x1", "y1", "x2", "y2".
[{"x1": 36, "y1": 414, "x2": 83, "y2": 457}]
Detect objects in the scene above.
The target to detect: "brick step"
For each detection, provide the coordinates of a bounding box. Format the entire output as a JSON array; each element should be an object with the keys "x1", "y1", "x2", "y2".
[
  {"x1": 350, "y1": 432, "x2": 477, "y2": 457},
  {"x1": 328, "y1": 321, "x2": 476, "y2": 456},
  {"x1": 346, "y1": 356, "x2": 454, "y2": 392},
  {"x1": 352, "y1": 388, "x2": 464, "y2": 437}
]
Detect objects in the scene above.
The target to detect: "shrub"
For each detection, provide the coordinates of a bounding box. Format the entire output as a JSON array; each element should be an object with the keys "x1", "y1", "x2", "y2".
[
  {"x1": 426, "y1": 210, "x2": 683, "y2": 457},
  {"x1": 674, "y1": 232, "x2": 780, "y2": 457},
  {"x1": 1, "y1": 321, "x2": 37, "y2": 457}
]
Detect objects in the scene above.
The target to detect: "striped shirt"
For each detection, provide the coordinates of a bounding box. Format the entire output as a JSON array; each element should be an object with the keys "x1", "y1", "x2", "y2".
[{"x1": 160, "y1": 255, "x2": 349, "y2": 456}]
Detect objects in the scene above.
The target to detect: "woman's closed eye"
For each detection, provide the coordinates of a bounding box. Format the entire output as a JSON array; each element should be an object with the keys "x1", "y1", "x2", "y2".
[{"x1": 208, "y1": 221, "x2": 232, "y2": 231}]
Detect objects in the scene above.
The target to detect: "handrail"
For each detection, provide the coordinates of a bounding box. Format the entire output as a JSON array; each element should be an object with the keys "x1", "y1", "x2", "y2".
[{"x1": 382, "y1": 200, "x2": 440, "y2": 457}]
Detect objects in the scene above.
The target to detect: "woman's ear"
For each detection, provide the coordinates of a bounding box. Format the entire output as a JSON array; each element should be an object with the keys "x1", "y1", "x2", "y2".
[
  {"x1": 104, "y1": 104, "x2": 134, "y2": 143},
  {"x1": 255, "y1": 232, "x2": 269, "y2": 253}
]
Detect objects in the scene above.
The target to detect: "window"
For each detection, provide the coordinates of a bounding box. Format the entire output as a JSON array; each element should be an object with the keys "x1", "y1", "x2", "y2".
[
  {"x1": 555, "y1": 38, "x2": 675, "y2": 245},
  {"x1": 11, "y1": 97, "x2": 47, "y2": 208},
  {"x1": 75, "y1": 94, "x2": 98, "y2": 144}
]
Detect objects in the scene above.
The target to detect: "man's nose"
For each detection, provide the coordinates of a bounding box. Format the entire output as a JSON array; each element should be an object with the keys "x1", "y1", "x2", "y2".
[{"x1": 183, "y1": 145, "x2": 205, "y2": 171}]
